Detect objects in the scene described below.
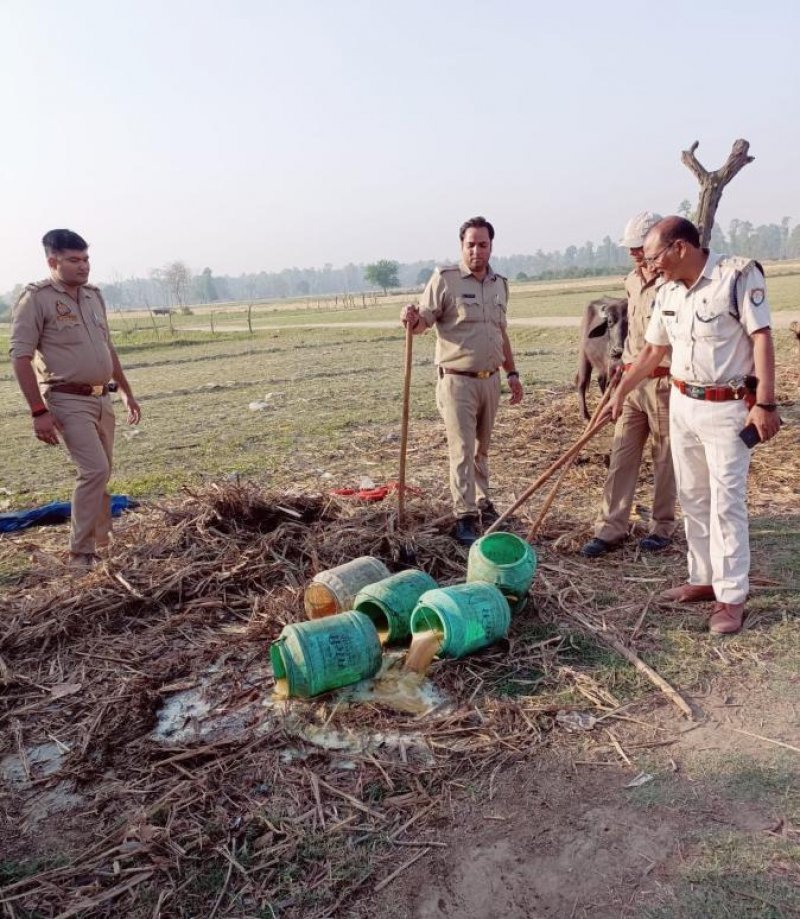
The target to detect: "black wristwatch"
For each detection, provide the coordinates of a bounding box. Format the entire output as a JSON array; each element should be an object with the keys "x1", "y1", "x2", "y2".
[{"x1": 756, "y1": 403, "x2": 778, "y2": 412}]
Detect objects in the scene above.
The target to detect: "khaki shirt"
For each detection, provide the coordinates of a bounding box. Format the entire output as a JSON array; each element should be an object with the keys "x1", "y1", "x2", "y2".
[
  {"x1": 9, "y1": 278, "x2": 115, "y2": 387},
  {"x1": 418, "y1": 262, "x2": 508, "y2": 372},
  {"x1": 622, "y1": 268, "x2": 670, "y2": 369},
  {"x1": 645, "y1": 253, "x2": 771, "y2": 384}
]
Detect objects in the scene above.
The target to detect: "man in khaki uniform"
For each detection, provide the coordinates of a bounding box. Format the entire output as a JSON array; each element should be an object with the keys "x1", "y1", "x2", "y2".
[
  {"x1": 607, "y1": 216, "x2": 781, "y2": 634},
  {"x1": 401, "y1": 216, "x2": 523, "y2": 546},
  {"x1": 582, "y1": 212, "x2": 677, "y2": 557},
  {"x1": 10, "y1": 229, "x2": 141, "y2": 568}
]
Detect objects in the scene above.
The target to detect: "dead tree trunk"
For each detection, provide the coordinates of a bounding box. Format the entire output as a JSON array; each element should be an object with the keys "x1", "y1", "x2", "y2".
[{"x1": 681, "y1": 139, "x2": 755, "y2": 247}]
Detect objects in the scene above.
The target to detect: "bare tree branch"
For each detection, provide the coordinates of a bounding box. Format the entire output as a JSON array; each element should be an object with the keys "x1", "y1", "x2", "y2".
[{"x1": 681, "y1": 139, "x2": 755, "y2": 247}]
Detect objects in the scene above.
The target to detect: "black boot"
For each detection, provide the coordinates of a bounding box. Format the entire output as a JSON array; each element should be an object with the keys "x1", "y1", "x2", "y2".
[
  {"x1": 580, "y1": 537, "x2": 619, "y2": 558},
  {"x1": 478, "y1": 500, "x2": 500, "y2": 528},
  {"x1": 453, "y1": 515, "x2": 479, "y2": 547}
]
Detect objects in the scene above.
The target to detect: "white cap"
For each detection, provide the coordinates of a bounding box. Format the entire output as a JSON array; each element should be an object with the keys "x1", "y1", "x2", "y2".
[{"x1": 620, "y1": 211, "x2": 662, "y2": 248}]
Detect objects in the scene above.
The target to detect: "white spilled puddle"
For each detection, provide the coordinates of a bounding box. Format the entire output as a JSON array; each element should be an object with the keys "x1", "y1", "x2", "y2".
[
  {"x1": 4, "y1": 656, "x2": 449, "y2": 829},
  {"x1": 1, "y1": 742, "x2": 86, "y2": 830},
  {"x1": 150, "y1": 652, "x2": 451, "y2": 763},
  {"x1": 1, "y1": 741, "x2": 65, "y2": 787}
]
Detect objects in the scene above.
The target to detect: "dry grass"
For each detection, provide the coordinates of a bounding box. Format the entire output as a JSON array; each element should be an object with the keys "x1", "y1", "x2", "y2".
[{"x1": 0, "y1": 352, "x2": 798, "y2": 916}]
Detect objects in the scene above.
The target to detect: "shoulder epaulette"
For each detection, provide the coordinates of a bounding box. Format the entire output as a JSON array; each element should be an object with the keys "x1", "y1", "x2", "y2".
[
  {"x1": 25, "y1": 279, "x2": 51, "y2": 292},
  {"x1": 437, "y1": 264, "x2": 460, "y2": 273},
  {"x1": 83, "y1": 283, "x2": 100, "y2": 291},
  {"x1": 721, "y1": 255, "x2": 758, "y2": 274}
]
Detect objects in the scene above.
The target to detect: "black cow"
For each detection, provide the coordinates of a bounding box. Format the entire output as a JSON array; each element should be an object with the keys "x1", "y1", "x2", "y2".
[{"x1": 576, "y1": 296, "x2": 628, "y2": 421}]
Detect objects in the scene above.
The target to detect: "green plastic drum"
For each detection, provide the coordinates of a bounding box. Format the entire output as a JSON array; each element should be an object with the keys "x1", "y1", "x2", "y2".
[
  {"x1": 467, "y1": 532, "x2": 537, "y2": 613},
  {"x1": 354, "y1": 569, "x2": 438, "y2": 644},
  {"x1": 409, "y1": 583, "x2": 510, "y2": 659},
  {"x1": 270, "y1": 610, "x2": 382, "y2": 699}
]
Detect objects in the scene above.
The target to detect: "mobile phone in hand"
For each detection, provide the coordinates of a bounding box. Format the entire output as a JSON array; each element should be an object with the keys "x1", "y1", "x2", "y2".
[
  {"x1": 739, "y1": 419, "x2": 781, "y2": 449},
  {"x1": 739, "y1": 424, "x2": 761, "y2": 448}
]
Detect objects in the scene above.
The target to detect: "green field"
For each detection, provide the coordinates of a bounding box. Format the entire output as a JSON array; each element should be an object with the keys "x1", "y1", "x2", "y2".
[{"x1": 1, "y1": 273, "x2": 797, "y2": 505}]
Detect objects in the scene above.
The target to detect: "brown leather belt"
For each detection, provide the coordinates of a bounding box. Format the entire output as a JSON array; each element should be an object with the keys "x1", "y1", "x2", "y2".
[
  {"x1": 672, "y1": 379, "x2": 747, "y2": 402},
  {"x1": 48, "y1": 383, "x2": 109, "y2": 397},
  {"x1": 623, "y1": 364, "x2": 671, "y2": 379},
  {"x1": 439, "y1": 367, "x2": 499, "y2": 379}
]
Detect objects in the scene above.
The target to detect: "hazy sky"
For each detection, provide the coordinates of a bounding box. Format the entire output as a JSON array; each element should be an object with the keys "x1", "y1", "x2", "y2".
[{"x1": 2, "y1": 0, "x2": 799, "y2": 292}]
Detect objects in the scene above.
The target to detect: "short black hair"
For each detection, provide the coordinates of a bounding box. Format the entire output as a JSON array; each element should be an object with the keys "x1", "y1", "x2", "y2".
[
  {"x1": 658, "y1": 217, "x2": 701, "y2": 249},
  {"x1": 42, "y1": 229, "x2": 89, "y2": 255},
  {"x1": 459, "y1": 216, "x2": 495, "y2": 242}
]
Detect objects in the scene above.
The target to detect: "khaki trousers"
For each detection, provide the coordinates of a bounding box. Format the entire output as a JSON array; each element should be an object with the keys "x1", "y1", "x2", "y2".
[
  {"x1": 595, "y1": 376, "x2": 676, "y2": 543},
  {"x1": 46, "y1": 392, "x2": 116, "y2": 555},
  {"x1": 436, "y1": 372, "x2": 501, "y2": 517},
  {"x1": 669, "y1": 392, "x2": 751, "y2": 604}
]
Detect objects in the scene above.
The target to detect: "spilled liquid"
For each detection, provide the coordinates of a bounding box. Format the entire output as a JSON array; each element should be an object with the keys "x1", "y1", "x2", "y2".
[
  {"x1": 404, "y1": 629, "x2": 444, "y2": 676},
  {"x1": 273, "y1": 678, "x2": 289, "y2": 700}
]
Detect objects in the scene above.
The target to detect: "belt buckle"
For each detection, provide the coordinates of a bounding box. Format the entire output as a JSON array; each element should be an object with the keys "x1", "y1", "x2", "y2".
[
  {"x1": 90, "y1": 384, "x2": 105, "y2": 397},
  {"x1": 727, "y1": 378, "x2": 744, "y2": 399},
  {"x1": 477, "y1": 370, "x2": 490, "y2": 379},
  {"x1": 686, "y1": 384, "x2": 705, "y2": 400}
]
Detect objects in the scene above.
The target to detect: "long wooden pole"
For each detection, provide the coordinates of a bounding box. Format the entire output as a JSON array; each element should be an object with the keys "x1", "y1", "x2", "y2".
[
  {"x1": 569, "y1": 610, "x2": 694, "y2": 720},
  {"x1": 485, "y1": 415, "x2": 610, "y2": 535},
  {"x1": 527, "y1": 379, "x2": 618, "y2": 540},
  {"x1": 397, "y1": 323, "x2": 414, "y2": 527}
]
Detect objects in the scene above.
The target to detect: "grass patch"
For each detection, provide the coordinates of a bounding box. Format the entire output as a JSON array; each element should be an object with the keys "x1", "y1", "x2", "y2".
[
  {"x1": 646, "y1": 832, "x2": 800, "y2": 918},
  {"x1": 0, "y1": 857, "x2": 63, "y2": 885},
  {"x1": 628, "y1": 752, "x2": 800, "y2": 819}
]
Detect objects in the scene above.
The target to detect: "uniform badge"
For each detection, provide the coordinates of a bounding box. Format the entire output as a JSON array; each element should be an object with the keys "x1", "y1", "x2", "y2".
[
  {"x1": 750, "y1": 288, "x2": 765, "y2": 306},
  {"x1": 55, "y1": 300, "x2": 73, "y2": 316}
]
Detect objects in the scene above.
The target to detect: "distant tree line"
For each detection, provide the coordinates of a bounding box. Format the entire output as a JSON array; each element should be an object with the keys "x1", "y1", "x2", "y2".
[{"x1": 3, "y1": 215, "x2": 800, "y2": 315}]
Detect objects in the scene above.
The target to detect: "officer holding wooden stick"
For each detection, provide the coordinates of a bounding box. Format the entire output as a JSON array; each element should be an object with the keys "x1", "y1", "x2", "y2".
[
  {"x1": 606, "y1": 216, "x2": 780, "y2": 634},
  {"x1": 401, "y1": 216, "x2": 523, "y2": 546}
]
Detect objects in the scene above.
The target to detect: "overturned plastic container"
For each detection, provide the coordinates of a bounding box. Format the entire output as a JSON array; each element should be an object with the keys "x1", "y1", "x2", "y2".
[
  {"x1": 353, "y1": 569, "x2": 438, "y2": 644},
  {"x1": 270, "y1": 610, "x2": 382, "y2": 699},
  {"x1": 304, "y1": 556, "x2": 391, "y2": 619},
  {"x1": 409, "y1": 583, "x2": 510, "y2": 659},
  {"x1": 467, "y1": 532, "x2": 537, "y2": 614}
]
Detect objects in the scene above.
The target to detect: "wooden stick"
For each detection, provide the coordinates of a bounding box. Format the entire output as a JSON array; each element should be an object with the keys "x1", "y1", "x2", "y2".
[
  {"x1": 725, "y1": 726, "x2": 800, "y2": 755},
  {"x1": 568, "y1": 609, "x2": 695, "y2": 720},
  {"x1": 398, "y1": 322, "x2": 414, "y2": 528},
  {"x1": 486, "y1": 416, "x2": 610, "y2": 535},
  {"x1": 374, "y1": 846, "x2": 430, "y2": 893},
  {"x1": 52, "y1": 871, "x2": 154, "y2": 919},
  {"x1": 527, "y1": 379, "x2": 617, "y2": 540}
]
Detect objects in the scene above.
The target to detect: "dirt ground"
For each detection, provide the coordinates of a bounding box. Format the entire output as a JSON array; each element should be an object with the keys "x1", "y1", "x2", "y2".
[{"x1": 373, "y1": 674, "x2": 800, "y2": 919}]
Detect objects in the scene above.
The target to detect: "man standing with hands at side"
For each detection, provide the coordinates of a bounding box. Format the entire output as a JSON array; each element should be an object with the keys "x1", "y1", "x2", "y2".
[
  {"x1": 10, "y1": 229, "x2": 141, "y2": 569},
  {"x1": 401, "y1": 216, "x2": 523, "y2": 546},
  {"x1": 605, "y1": 216, "x2": 780, "y2": 634}
]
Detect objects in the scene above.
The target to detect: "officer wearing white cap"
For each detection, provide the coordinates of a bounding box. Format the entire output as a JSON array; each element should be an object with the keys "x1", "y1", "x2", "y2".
[
  {"x1": 582, "y1": 211, "x2": 677, "y2": 557},
  {"x1": 401, "y1": 217, "x2": 523, "y2": 546},
  {"x1": 606, "y1": 216, "x2": 781, "y2": 635}
]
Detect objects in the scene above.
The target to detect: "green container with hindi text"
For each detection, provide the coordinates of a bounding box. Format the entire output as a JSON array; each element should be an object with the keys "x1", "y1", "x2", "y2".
[
  {"x1": 270, "y1": 611, "x2": 382, "y2": 699},
  {"x1": 353, "y1": 568, "x2": 438, "y2": 644},
  {"x1": 409, "y1": 583, "x2": 510, "y2": 659}
]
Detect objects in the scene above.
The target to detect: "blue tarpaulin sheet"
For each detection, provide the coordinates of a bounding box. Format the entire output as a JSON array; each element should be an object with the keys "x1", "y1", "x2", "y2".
[{"x1": 0, "y1": 495, "x2": 136, "y2": 533}]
